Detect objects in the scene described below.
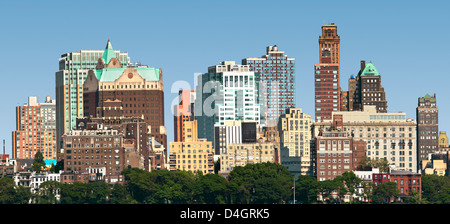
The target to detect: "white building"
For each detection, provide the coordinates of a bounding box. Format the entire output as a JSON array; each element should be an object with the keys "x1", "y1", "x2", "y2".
[
  {"x1": 352, "y1": 168, "x2": 380, "y2": 202},
  {"x1": 313, "y1": 106, "x2": 418, "y2": 172},
  {"x1": 14, "y1": 171, "x2": 62, "y2": 195},
  {"x1": 195, "y1": 61, "x2": 264, "y2": 145}
]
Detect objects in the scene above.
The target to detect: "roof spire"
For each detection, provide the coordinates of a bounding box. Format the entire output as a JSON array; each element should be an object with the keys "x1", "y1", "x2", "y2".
[{"x1": 102, "y1": 39, "x2": 116, "y2": 65}]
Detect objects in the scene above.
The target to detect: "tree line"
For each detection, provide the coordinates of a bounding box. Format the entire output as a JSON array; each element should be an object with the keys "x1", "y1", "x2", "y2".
[{"x1": 1, "y1": 162, "x2": 450, "y2": 204}]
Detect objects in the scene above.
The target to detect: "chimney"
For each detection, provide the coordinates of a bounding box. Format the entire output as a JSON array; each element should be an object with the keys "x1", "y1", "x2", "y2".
[{"x1": 360, "y1": 60, "x2": 366, "y2": 72}]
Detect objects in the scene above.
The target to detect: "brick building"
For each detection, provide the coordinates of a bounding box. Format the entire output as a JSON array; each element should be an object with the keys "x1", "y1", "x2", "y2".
[
  {"x1": 319, "y1": 23, "x2": 340, "y2": 64},
  {"x1": 390, "y1": 170, "x2": 421, "y2": 201},
  {"x1": 314, "y1": 50, "x2": 340, "y2": 122},
  {"x1": 59, "y1": 127, "x2": 126, "y2": 178},
  {"x1": 313, "y1": 115, "x2": 366, "y2": 181},
  {"x1": 82, "y1": 40, "x2": 166, "y2": 150}
]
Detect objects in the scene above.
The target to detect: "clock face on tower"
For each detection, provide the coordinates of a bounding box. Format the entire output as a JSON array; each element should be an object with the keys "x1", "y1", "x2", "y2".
[{"x1": 128, "y1": 73, "x2": 133, "y2": 79}]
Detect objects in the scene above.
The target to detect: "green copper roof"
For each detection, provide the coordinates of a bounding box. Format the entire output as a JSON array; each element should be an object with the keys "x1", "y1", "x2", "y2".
[
  {"x1": 94, "y1": 67, "x2": 160, "y2": 82},
  {"x1": 420, "y1": 93, "x2": 436, "y2": 102},
  {"x1": 360, "y1": 62, "x2": 380, "y2": 77},
  {"x1": 102, "y1": 40, "x2": 116, "y2": 65},
  {"x1": 95, "y1": 68, "x2": 125, "y2": 82},
  {"x1": 135, "y1": 67, "x2": 160, "y2": 81}
]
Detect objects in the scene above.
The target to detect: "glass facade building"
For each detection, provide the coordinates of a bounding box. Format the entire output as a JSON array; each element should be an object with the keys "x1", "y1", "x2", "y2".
[
  {"x1": 194, "y1": 61, "x2": 263, "y2": 145},
  {"x1": 242, "y1": 45, "x2": 295, "y2": 124}
]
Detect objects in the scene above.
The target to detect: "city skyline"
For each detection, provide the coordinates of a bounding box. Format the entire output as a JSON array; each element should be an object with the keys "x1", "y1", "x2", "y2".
[{"x1": 1, "y1": 0, "x2": 449, "y2": 156}]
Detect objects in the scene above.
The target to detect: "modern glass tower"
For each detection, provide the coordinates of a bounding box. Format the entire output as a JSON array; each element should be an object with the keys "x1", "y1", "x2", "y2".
[
  {"x1": 194, "y1": 61, "x2": 263, "y2": 145},
  {"x1": 55, "y1": 44, "x2": 129, "y2": 149},
  {"x1": 242, "y1": 45, "x2": 295, "y2": 124}
]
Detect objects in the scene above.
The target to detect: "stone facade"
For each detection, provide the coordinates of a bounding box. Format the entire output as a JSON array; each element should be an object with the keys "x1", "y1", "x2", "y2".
[{"x1": 313, "y1": 106, "x2": 418, "y2": 172}]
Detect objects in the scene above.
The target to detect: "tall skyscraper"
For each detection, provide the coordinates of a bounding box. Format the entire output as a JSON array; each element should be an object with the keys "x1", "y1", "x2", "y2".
[
  {"x1": 353, "y1": 60, "x2": 388, "y2": 113},
  {"x1": 173, "y1": 90, "x2": 196, "y2": 142},
  {"x1": 55, "y1": 45, "x2": 129, "y2": 150},
  {"x1": 416, "y1": 93, "x2": 439, "y2": 169},
  {"x1": 194, "y1": 61, "x2": 263, "y2": 145},
  {"x1": 12, "y1": 96, "x2": 56, "y2": 160},
  {"x1": 314, "y1": 50, "x2": 340, "y2": 122},
  {"x1": 242, "y1": 45, "x2": 295, "y2": 122},
  {"x1": 319, "y1": 23, "x2": 340, "y2": 64},
  {"x1": 278, "y1": 108, "x2": 312, "y2": 176},
  {"x1": 82, "y1": 40, "x2": 166, "y2": 150}
]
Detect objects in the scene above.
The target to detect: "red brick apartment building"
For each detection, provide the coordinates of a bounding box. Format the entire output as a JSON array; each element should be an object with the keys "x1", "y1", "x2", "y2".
[
  {"x1": 313, "y1": 115, "x2": 366, "y2": 181},
  {"x1": 390, "y1": 170, "x2": 421, "y2": 200}
]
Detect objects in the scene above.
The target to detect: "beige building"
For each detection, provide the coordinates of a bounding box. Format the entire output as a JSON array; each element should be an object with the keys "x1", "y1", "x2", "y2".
[
  {"x1": 279, "y1": 108, "x2": 312, "y2": 176},
  {"x1": 169, "y1": 120, "x2": 214, "y2": 174},
  {"x1": 219, "y1": 141, "x2": 275, "y2": 176},
  {"x1": 422, "y1": 159, "x2": 446, "y2": 176},
  {"x1": 313, "y1": 106, "x2": 418, "y2": 172},
  {"x1": 438, "y1": 131, "x2": 449, "y2": 151}
]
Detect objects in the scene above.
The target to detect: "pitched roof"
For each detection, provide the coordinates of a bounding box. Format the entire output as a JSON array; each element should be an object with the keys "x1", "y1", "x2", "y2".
[
  {"x1": 95, "y1": 39, "x2": 160, "y2": 82},
  {"x1": 360, "y1": 62, "x2": 380, "y2": 77},
  {"x1": 420, "y1": 93, "x2": 436, "y2": 102},
  {"x1": 102, "y1": 39, "x2": 116, "y2": 65},
  {"x1": 94, "y1": 67, "x2": 160, "y2": 82}
]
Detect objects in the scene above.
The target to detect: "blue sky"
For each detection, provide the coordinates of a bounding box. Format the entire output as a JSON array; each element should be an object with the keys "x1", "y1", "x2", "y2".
[{"x1": 0, "y1": 0, "x2": 449, "y2": 155}]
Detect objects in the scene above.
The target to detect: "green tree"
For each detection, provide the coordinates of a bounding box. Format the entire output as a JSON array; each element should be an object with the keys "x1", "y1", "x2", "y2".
[
  {"x1": 0, "y1": 177, "x2": 16, "y2": 204},
  {"x1": 402, "y1": 190, "x2": 423, "y2": 204},
  {"x1": 317, "y1": 179, "x2": 340, "y2": 203},
  {"x1": 86, "y1": 182, "x2": 110, "y2": 204},
  {"x1": 32, "y1": 150, "x2": 46, "y2": 173},
  {"x1": 153, "y1": 169, "x2": 196, "y2": 204},
  {"x1": 60, "y1": 182, "x2": 89, "y2": 204},
  {"x1": 15, "y1": 185, "x2": 32, "y2": 204},
  {"x1": 122, "y1": 168, "x2": 156, "y2": 204},
  {"x1": 35, "y1": 180, "x2": 61, "y2": 204},
  {"x1": 0, "y1": 177, "x2": 31, "y2": 204},
  {"x1": 110, "y1": 183, "x2": 137, "y2": 204},
  {"x1": 375, "y1": 158, "x2": 390, "y2": 173},
  {"x1": 421, "y1": 174, "x2": 450, "y2": 204},
  {"x1": 193, "y1": 173, "x2": 228, "y2": 204},
  {"x1": 338, "y1": 171, "x2": 362, "y2": 203},
  {"x1": 333, "y1": 176, "x2": 348, "y2": 203},
  {"x1": 228, "y1": 163, "x2": 293, "y2": 204},
  {"x1": 372, "y1": 182, "x2": 399, "y2": 204},
  {"x1": 294, "y1": 175, "x2": 318, "y2": 204}
]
